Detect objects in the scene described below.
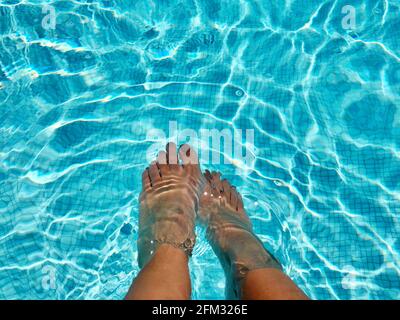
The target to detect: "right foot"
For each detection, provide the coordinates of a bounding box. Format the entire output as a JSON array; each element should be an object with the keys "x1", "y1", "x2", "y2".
[
  {"x1": 138, "y1": 143, "x2": 206, "y2": 268},
  {"x1": 199, "y1": 170, "x2": 281, "y2": 298}
]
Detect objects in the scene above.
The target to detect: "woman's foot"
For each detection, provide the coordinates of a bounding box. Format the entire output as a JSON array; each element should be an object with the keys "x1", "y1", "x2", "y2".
[
  {"x1": 199, "y1": 170, "x2": 281, "y2": 298},
  {"x1": 138, "y1": 143, "x2": 206, "y2": 268}
]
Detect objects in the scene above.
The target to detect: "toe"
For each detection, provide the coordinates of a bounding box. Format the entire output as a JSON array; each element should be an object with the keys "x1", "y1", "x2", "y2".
[
  {"x1": 221, "y1": 179, "x2": 231, "y2": 199},
  {"x1": 149, "y1": 161, "x2": 161, "y2": 184},
  {"x1": 211, "y1": 171, "x2": 221, "y2": 180},
  {"x1": 157, "y1": 150, "x2": 167, "y2": 165},
  {"x1": 204, "y1": 169, "x2": 213, "y2": 182},
  {"x1": 210, "y1": 171, "x2": 223, "y2": 196},
  {"x1": 166, "y1": 142, "x2": 179, "y2": 166},
  {"x1": 230, "y1": 186, "x2": 238, "y2": 208},
  {"x1": 142, "y1": 167, "x2": 151, "y2": 189},
  {"x1": 179, "y1": 144, "x2": 201, "y2": 174},
  {"x1": 157, "y1": 151, "x2": 169, "y2": 176},
  {"x1": 178, "y1": 144, "x2": 196, "y2": 165}
]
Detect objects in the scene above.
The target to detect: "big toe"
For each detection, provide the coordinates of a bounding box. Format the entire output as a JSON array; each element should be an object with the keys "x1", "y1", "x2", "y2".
[{"x1": 166, "y1": 142, "x2": 179, "y2": 167}]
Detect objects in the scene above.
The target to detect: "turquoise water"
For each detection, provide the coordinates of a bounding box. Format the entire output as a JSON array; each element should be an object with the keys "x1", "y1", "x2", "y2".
[{"x1": 0, "y1": 0, "x2": 399, "y2": 299}]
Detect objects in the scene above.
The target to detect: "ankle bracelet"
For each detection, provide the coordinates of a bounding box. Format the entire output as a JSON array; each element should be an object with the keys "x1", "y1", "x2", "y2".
[
  {"x1": 138, "y1": 237, "x2": 196, "y2": 268},
  {"x1": 153, "y1": 238, "x2": 196, "y2": 257}
]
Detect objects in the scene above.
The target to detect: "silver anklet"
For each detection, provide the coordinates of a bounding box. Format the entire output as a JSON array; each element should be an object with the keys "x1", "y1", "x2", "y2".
[
  {"x1": 138, "y1": 237, "x2": 196, "y2": 268},
  {"x1": 152, "y1": 238, "x2": 196, "y2": 256}
]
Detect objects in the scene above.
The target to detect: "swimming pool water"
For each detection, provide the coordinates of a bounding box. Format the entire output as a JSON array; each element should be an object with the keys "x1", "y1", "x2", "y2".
[{"x1": 0, "y1": 0, "x2": 399, "y2": 300}]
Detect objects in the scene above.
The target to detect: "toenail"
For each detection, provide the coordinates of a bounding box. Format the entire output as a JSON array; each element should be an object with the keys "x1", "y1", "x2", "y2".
[{"x1": 218, "y1": 195, "x2": 222, "y2": 199}]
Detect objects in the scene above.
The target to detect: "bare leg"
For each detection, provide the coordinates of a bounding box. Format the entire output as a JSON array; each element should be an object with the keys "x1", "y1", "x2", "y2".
[
  {"x1": 199, "y1": 171, "x2": 308, "y2": 300},
  {"x1": 125, "y1": 244, "x2": 191, "y2": 300},
  {"x1": 125, "y1": 143, "x2": 205, "y2": 300}
]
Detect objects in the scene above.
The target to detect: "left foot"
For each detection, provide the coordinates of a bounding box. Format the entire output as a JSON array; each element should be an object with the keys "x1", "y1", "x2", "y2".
[
  {"x1": 138, "y1": 143, "x2": 206, "y2": 267},
  {"x1": 199, "y1": 171, "x2": 281, "y2": 298}
]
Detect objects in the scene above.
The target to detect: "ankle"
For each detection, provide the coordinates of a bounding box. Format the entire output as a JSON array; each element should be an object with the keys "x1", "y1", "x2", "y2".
[
  {"x1": 208, "y1": 227, "x2": 281, "y2": 286},
  {"x1": 138, "y1": 234, "x2": 195, "y2": 268},
  {"x1": 150, "y1": 244, "x2": 189, "y2": 265}
]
